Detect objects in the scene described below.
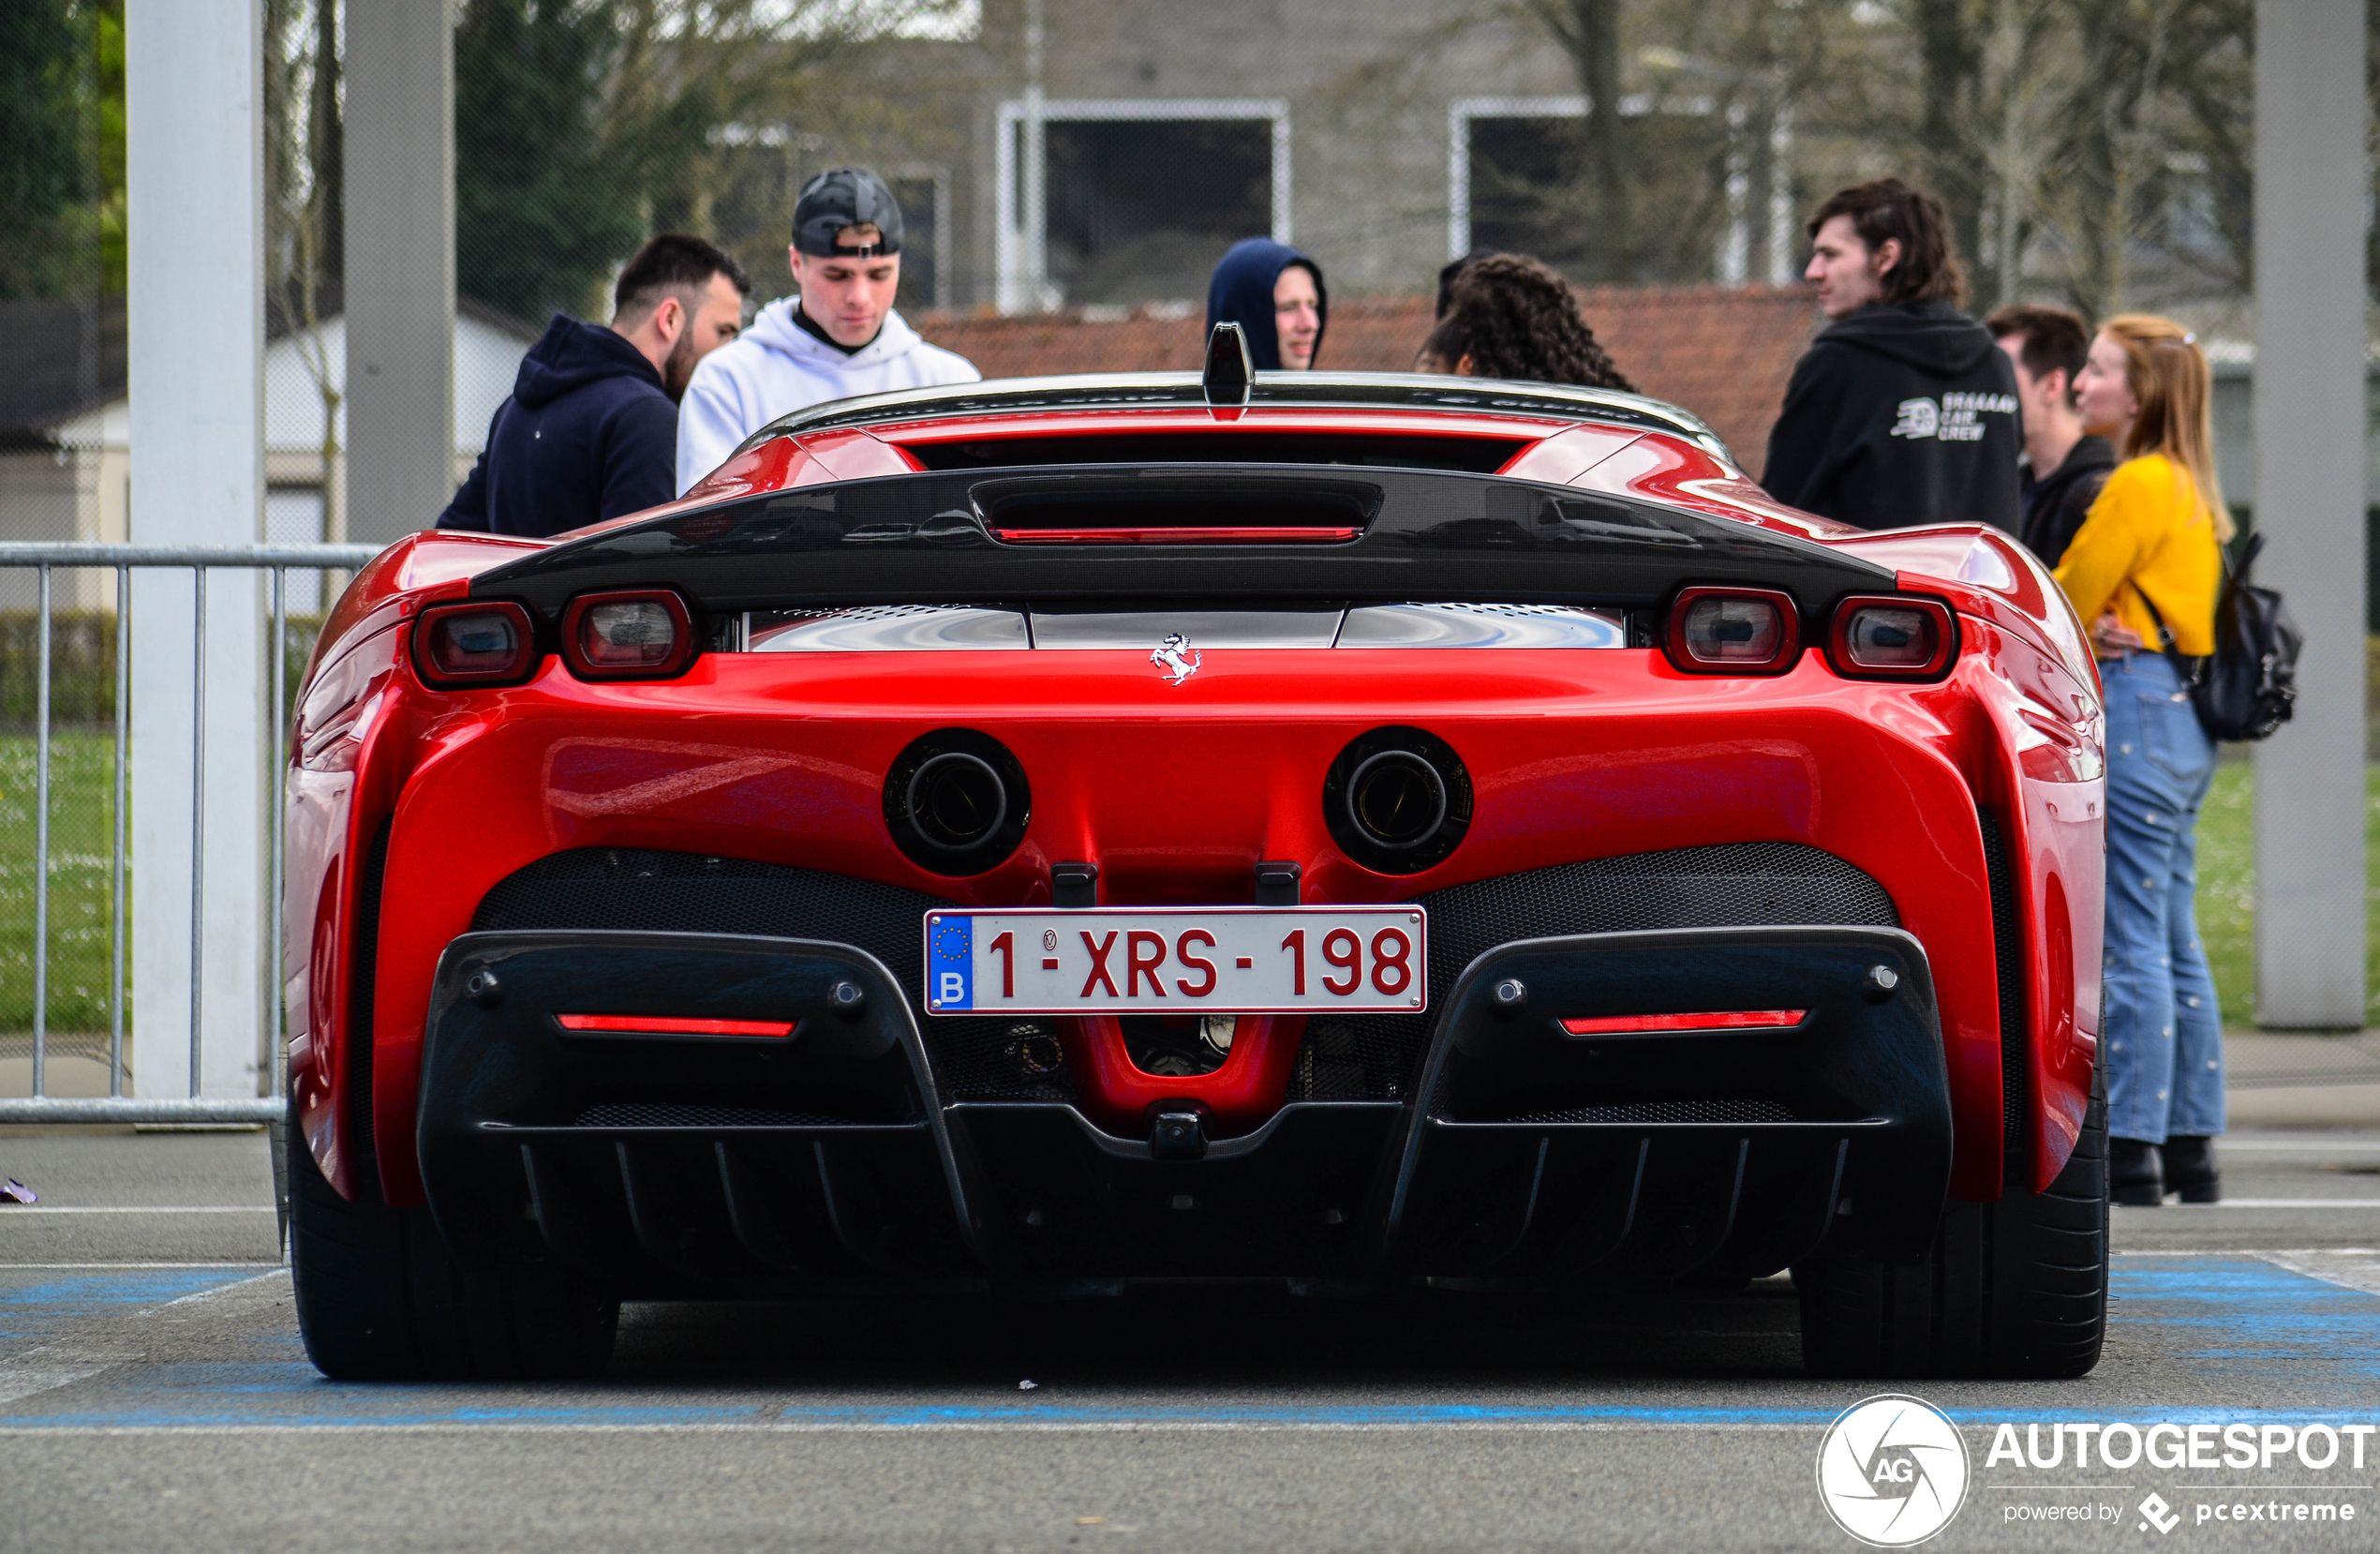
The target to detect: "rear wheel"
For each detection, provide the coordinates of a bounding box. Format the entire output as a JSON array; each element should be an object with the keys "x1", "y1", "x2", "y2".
[
  {"x1": 1794, "y1": 1067, "x2": 2107, "y2": 1379},
  {"x1": 288, "y1": 1104, "x2": 617, "y2": 1381}
]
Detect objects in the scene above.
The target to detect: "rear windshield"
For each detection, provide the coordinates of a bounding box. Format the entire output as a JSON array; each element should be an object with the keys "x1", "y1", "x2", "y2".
[{"x1": 900, "y1": 432, "x2": 1530, "y2": 475}]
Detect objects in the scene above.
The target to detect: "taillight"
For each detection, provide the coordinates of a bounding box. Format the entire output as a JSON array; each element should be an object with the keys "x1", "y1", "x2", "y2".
[
  {"x1": 410, "y1": 601, "x2": 538, "y2": 688},
  {"x1": 561, "y1": 590, "x2": 698, "y2": 680},
  {"x1": 1560, "y1": 1010, "x2": 1807, "y2": 1036},
  {"x1": 555, "y1": 1014, "x2": 796, "y2": 1039},
  {"x1": 1826, "y1": 595, "x2": 1956, "y2": 680},
  {"x1": 1663, "y1": 586, "x2": 1801, "y2": 674}
]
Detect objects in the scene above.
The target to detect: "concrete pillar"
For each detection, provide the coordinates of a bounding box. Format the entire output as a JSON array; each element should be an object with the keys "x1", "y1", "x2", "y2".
[
  {"x1": 2253, "y1": 0, "x2": 2368, "y2": 1028},
  {"x1": 344, "y1": 0, "x2": 455, "y2": 543},
  {"x1": 126, "y1": 0, "x2": 267, "y2": 1098}
]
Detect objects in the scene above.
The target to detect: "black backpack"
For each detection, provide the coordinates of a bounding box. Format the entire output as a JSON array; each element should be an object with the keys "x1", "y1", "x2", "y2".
[{"x1": 2138, "y1": 532, "x2": 2300, "y2": 741}]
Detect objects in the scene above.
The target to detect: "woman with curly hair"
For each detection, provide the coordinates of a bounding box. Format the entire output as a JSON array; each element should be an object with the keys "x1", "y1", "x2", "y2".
[{"x1": 1413, "y1": 253, "x2": 1634, "y2": 391}]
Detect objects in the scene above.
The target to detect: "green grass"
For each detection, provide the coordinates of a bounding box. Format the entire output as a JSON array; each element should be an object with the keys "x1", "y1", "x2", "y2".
[
  {"x1": 2191, "y1": 758, "x2": 2380, "y2": 1030},
  {"x1": 1, "y1": 731, "x2": 125, "y2": 1033},
  {"x1": 2194, "y1": 760, "x2": 2255, "y2": 1027},
  {"x1": 1, "y1": 611, "x2": 324, "y2": 1034}
]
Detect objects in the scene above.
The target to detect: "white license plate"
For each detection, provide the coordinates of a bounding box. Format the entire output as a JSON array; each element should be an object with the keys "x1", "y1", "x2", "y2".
[{"x1": 923, "y1": 907, "x2": 1428, "y2": 1015}]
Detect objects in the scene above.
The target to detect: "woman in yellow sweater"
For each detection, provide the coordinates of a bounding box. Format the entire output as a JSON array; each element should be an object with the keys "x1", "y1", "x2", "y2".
[{"x1": 2056, "y1": 314, "x2": 2228, "y2": 1206}]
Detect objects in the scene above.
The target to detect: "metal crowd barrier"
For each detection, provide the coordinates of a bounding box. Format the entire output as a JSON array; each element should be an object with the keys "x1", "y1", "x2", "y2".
[{"x1": 0, "y1": 542, "x2": 382, "y2": 1126}]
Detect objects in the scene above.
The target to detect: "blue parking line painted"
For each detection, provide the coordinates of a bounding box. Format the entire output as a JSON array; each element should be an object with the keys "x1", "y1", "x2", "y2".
[
  {"x1": 10, "y1": 1397, "x2": 2380, "y2": 1433},
  {"x1": 0, "y1": 1266, "x2": 280, "y2": 1347},
  {"x1": 0, "y1": 1268, "x2": 270, "y2": 1304},
  {"x1": 2112, "y1": 1257, "x2": 2380, "y2": 1396},
  {"x1": 0, "y1": 1254, "x2": 2375, "y2": 1433}
]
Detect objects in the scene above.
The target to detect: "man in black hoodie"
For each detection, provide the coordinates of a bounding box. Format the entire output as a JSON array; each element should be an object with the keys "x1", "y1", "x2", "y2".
[
  {"x1": 1761, "y1": 179, "x2": 2021, "y2": 531},
  {"x1": 439, "y1": 234, "x2": 749, "y2": 537}
]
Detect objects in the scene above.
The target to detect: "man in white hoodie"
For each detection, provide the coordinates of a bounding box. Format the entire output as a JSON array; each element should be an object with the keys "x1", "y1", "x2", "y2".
[{"x1": 675, "y1": 168, "x2": 980, "y2": 493}]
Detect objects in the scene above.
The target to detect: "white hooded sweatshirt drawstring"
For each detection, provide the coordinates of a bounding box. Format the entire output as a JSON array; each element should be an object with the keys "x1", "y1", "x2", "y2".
[{"x1": 674, "y1": 296, "x2": 979, "y2": 494}]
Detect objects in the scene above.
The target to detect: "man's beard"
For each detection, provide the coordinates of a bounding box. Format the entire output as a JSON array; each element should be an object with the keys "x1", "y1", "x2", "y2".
[{"x1": 662, "y1": 326, "x2": 701, "y2": 402}]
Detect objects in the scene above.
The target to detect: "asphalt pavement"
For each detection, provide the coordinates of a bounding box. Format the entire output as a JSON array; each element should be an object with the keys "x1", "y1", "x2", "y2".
[{"x1": 3, "y1": 1127, "x2": 2379, "y2": 1552}]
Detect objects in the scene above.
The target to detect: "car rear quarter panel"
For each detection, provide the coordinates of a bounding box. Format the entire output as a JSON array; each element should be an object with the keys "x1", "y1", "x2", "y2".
[
  {"x1": 283, "y1": 530, "x2": 547, "y2": 1196},
  {"x1": 1590, "y1": 433, "x2": 2106, "y2": 1191}
]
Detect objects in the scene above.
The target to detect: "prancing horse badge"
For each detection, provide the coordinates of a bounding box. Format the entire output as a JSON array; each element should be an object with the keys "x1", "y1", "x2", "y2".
[{"x1": 1151, "y1": 633, "x2": 1201, "y2": 684}]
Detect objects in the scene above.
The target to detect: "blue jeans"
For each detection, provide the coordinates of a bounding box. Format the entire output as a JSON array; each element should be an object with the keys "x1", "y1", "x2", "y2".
[{"x1": 2099, "y1": 651, "x2": 2225, "y2": 1143}]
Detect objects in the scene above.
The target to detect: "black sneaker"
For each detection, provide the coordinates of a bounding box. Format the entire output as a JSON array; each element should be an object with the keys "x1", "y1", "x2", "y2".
[
  {"x1": 2163, "y1": 1135, "x2": 2221, "y2": 1203},
  {"x1": 2111, "y1": 1136, "x2": 2164, "y2": 1205}
]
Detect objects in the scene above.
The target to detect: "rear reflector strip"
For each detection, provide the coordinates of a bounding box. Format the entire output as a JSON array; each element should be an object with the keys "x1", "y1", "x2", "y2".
[
  {"x1": 991, "y1": 526, "x2": 1363, "y2": 545},
  {"x1": 555, "y1": 1014, "x2": 796, "y2": 1038},
  {"x1": 1558, "y1": 1010, "x2": 1807, "y2": 1036}
]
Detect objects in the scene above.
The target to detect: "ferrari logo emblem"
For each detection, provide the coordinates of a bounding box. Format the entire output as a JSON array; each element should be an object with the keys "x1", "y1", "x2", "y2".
[{"x1": 1151, "y1": 633, "x2": 1201, "y2": 684}]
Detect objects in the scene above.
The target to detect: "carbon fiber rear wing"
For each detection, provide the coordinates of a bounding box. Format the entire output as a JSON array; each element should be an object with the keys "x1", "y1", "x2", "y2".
[{"x1": 469, "y1": 465, "x2": 1894, "y2": 622}]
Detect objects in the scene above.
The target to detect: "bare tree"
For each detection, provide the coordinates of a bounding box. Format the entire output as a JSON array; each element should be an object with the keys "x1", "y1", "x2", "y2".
[
  {"x1": 262, "y1": 0, "x2": 342, "y2": 542},
  {"x1": 1789, "y1": 0, "x2": 2249, "y2": 317},
  {"x1": 1511, "y1": 0, "x2": 1632, "y2": 280},
  {"x1": 589, "y1": 0, "x2": 977, "y2": 298}
]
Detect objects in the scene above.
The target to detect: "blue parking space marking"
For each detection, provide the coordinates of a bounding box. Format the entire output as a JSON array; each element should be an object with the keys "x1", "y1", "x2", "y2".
[
  {"x1": 11, "y1": 1395, "x2": 2380, "y2": 1432},
  {"x1": 1, "y1": 1256, "x2": 2377, "y2": 1433},
  {"x1": 0, "y1": 1267, "x2": 269, "y2": 1347},
  {"x1": 2111, "y1": 1257, "x2": 2380, "y2": 1397}
]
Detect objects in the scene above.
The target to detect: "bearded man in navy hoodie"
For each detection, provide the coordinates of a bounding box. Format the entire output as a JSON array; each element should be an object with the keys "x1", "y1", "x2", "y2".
[
  {"x1": 439, "y1": 234, "x2": 750, "y2": 537},
  {"x1": 1762, "y1": 179, "x2": 2021, "y2": 531}
]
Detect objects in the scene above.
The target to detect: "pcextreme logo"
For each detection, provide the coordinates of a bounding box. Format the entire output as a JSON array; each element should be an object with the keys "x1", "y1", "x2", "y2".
[{"x1": 1816, "y1": 1394, "x2": 1972, "y2": 1547}]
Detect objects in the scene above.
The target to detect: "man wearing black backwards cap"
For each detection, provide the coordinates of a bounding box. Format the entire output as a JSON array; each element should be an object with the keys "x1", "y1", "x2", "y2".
[{"x1": 676, "y1": 167, "x2": 978, "y2": 492}]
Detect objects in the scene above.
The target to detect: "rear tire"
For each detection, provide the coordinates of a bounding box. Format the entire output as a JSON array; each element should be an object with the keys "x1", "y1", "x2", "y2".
[
  {"x1": 1795, "y1": 1065, "x2": 2107, "y2": 1379},
  {"x1": 288, "y1": 1103, "x2": 617, "y2": 1381}
]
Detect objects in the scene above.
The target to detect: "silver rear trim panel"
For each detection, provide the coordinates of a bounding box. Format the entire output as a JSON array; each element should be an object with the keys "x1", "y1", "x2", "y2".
[
  {"x1": 1032, "y1": 609, "x2": 1345, "y2": 650},
  {"x1": 737, "y1": 604, "x2": 1629, "y2": 653},
  {"x1": 1338, "y1": 603, "x2": 1626, "y2": 649}
]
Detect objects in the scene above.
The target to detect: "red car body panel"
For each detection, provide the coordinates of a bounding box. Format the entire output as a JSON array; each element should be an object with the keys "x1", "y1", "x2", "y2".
[{"x1": 284, "y1": 384, "x2": 2105, "y2": 1230}]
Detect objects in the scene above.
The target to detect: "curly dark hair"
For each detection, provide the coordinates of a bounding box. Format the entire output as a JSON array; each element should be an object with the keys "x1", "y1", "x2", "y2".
[{"x1": 1429, "y1": 254, "x2": 1635, "y2": 391}]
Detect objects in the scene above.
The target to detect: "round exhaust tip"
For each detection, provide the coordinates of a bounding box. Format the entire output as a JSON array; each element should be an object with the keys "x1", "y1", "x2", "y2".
[
  {"x1": 1346, "y1": 750, "x2": 1449, "y2": 851},
  {"x1": 1323, "y1": 727, "x2": 1471, "y2": 874},
  {"x1": 885, "y1": 729, "x2": 1032, "y2": 876},
  {"x1": 907, "y1": 752, "x2": 1009, "y2": 851}
]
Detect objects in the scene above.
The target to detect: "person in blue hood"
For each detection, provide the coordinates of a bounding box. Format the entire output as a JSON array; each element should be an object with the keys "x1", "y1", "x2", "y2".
[
  {"x1": 439, "y1": 235, "x2": 749, "y2": 537},
  {"x1": 1204, "y1": 238, "x2": 1327, "y2": 370}
]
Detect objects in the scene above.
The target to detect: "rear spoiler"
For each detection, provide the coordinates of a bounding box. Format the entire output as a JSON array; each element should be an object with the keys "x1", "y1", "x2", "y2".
[{"x1": 469, "y1": 465, "x2": 1895, "y2": 621}]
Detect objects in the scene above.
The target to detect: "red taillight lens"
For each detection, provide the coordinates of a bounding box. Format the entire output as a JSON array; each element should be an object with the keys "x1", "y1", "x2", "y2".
[
  {"x1": 410, "y1": 601, "x2": 537, "y2": 688},
  {"x1": 1663, "y1": 586, "x2": 1801, "y2": 674},
  {"x1": 1826, "y1": 595, "x2": 1956, "y2": 680},
  {"x1": 560, "y1": 590, "x2": 697, "y2": 680},
  {"x1": 1560, "y1": 1010, "x2": 1807, "y2": 1036},
  {"x1": 555, "y1": 1014, "x2": 796, "y2": 1039}
]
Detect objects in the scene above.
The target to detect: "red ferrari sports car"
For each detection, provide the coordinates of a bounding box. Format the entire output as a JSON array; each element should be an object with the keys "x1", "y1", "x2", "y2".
[{"x1": 284, "y1": 327, "x2": 2108, "y2": 1382}]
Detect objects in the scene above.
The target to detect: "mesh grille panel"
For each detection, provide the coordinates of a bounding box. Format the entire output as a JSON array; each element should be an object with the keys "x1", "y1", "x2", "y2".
[
  {"x1": 1293, "y1": 1015, "x2": 1426, "y2": 1101},
  {"x1": 472, "y1": 849, "x2": 950, "y2": 990},
  {"x1": 1288, "y1": 843, "x2": 1898, "y2": 1101},
  {"x1": 1505, "y1": 1099, "x2": 1799, "y2": 1124},
  {"x1": 1978, "y1": 809, "x2": 2027, "y2": 1158},
  {"x1": 470, "y1": 849, "x2": 1074, "y2": 1101},
  {"x1": 922, "y1": 1018, "x2": 1076, "y2": 1101}
]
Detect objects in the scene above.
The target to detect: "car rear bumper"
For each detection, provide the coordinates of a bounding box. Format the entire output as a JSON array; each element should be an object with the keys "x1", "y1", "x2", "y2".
[{"x1": 415, "y1": 926, "x2": 1952, "y2": 1291}]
